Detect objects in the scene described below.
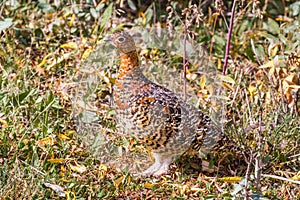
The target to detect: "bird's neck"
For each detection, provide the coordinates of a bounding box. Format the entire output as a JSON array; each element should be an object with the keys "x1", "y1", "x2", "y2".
[{"x1": 118, "y1": 51, "x2": 140, "y2": 78}]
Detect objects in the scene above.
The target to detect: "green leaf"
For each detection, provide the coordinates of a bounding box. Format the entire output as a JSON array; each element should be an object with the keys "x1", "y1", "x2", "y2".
[
  {"x1": 0, "y1": 18, "x2": 13, "y2": 31},
  {"x1": 37, "y1": 2, "x2": 52, "y2": 12},
  {"x1": 264, "y1": 18, "x2": 280, "y2": 35},
  {"x1": 290, "y1": 1, "x2": 300, "y2": 16},
  {"x1": 17, "y1": 90, "x2": 36, "y2": 104},
  {"x1": 255, "y1": 44, "x2": 266, "y2": 59},
  {"x1": 100, "y1": 3, "x2": 113, "y2": 32},
  {"x1": 213, "y1": 34, "x2": 226, "y2": 46},
  {"x1": 127, "y1": 0, "x2": 137, "y2": 11},
  {"x1": 90, "y1": 8, "x2": 99, "y2": 19}
]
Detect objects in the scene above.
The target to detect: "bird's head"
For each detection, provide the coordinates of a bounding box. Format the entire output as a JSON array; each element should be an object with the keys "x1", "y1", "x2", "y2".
[{"x1": 104, "y1": 31, "x2": 136, "y2": 54}]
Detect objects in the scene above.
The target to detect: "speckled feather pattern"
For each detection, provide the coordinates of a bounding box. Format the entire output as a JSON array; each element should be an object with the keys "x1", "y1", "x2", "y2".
[{"x1": 106, "y1": 31, "x2": 223, "y2": 176}]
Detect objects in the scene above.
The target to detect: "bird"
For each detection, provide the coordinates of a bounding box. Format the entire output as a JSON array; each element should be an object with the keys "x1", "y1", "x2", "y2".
[{"x1": 104, "y1": 31, "x2": 239, "y2": 177}]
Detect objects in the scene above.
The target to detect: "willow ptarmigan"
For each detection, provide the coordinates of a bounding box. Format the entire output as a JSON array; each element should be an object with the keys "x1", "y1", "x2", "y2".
[{"x1": 104, "y1": 31, "x2": 226, "y2": 177}]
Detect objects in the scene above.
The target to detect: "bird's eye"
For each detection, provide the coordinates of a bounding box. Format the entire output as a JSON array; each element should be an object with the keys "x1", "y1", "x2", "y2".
[{"x1": 117, "y1": 37, "x2": 125, "y2": 42}]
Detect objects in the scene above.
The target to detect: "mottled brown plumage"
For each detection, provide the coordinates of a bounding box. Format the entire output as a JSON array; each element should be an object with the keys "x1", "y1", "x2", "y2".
[{"x1": 104, "y1": 31, "x2": 224, "y2": 176}]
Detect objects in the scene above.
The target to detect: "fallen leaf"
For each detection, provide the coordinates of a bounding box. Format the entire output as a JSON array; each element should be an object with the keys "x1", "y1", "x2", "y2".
[
  {"x1": 98, "y1": 164, "x2": 108, "y2": 179},
  {"x1": 144, "y1": 182, "x2": 154, "y2": 189},
  {"x1": 69, "y1": 161, "x2": 86, "y2": 174},
  {"x1": 58, "y1": 133, "x2": 70, "y2": 140},
  {"x1": 48, "y1": 158, "x2": 69, "y2": 163},
  {"x1": 0, "y1": 119, "x2": 8, "y2": 128},
  {"x1": 219, "y1": 176, "x2": 243, "y2": 183},
  {"x1": 36, "y1": 136, "x2": 55, "y2": 150},
  {"x1": 218, "y1": 75, "x2": 236, "y2": 84},
  {"x1": 60, "y1": 42, "x2": 77, "y2": 49},
  {"x1": 44, "y1": 182, "x2": 65, "y2": 197},
  {"x1": 113, "y1": 175, "x2": 126, "y2": 188},
  {"x1": 82, "y1": 48, "x2": 93, "y2": 59},
  {"x1": 199, "y1": 75, "x2": 206, "y2": 89}
]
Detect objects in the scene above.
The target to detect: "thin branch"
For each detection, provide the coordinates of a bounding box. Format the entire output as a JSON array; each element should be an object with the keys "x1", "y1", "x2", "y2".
[
  {"x1": 243, "y1": 149, "x2": 254, "y2": 199},
  {"x1": 19, "y1": 159, "x2": 46, "y2": 176},
  {"x1": 261, "y1": 174, "x2": 300, "y2": 185},
  {"x1": 250, "y1": 39, "x2": 262, "y2": 65},
  {"x1": 0, "y1": 0, "x2": 6, "y2": 18},
  {"x1": 222, "y1": 0, "x2": 237, "y2": 75},
  {"x1": 169, "y1": 7, "x2": 191, "y2": 101},
  {"x1": 255, "y1": 85, "x2": 264, "y2": 192},
  {"x1": 182, "y1": 16, "x2": 188, "y2": 101}
]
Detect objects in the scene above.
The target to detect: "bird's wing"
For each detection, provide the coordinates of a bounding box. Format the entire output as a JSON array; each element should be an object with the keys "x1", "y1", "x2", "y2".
[{"x1": 127, "y1": 83, "x2": 197, "y2": 152}]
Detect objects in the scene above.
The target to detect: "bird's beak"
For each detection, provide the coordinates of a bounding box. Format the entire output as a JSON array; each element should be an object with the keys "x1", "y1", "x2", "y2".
[{"x1": 103, "y1": 34, "x2": 113, "y2": 42}]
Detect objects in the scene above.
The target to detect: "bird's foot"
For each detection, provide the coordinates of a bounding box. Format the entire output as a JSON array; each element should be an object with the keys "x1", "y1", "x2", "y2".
[{"x1": 138, "y1": 153, "x2": 173, "y2": 177}]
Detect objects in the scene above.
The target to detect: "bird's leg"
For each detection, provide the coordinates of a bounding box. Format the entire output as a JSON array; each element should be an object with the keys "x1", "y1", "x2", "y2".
[{"x1": 141, "y1": 152, "x2": 173, "y2": 177}]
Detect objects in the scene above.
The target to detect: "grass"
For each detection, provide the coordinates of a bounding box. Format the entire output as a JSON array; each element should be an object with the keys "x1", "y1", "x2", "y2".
[{"x1": 0, "y1": 0, "x2": 300, "y2": 199}]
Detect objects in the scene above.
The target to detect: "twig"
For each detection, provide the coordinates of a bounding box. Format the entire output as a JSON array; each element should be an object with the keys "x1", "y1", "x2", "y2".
[
  {"x1": 243, "y1": 149, "x2": 254, "y2": 199},
  {"x1": 222, "y1": 0, "x2": 237, "y2": 75},
  {"x1": 288, "y1": 153, "x2": 300, "y2": 159},
  {"x1": 250, "y1": 39, "x2": 262, "y2": 66},
  {"x1": 261, "y1": 174, "x2": 300, "y2": 185},
  {"x1": 19, "y1": 159, "x2": 46, "y2": 176},
  {"x1": 182, "y1": 15, "x2": 188, "y2": 101},
  {"x1": 294, "y1": 71, "x2": 300, "y2": 115},
  {"x1": 255, "y1": 85, "x2": 263, "y2": 192},
  {"x1": 169, "y1": 7, "x2": 194, "y2": 101},
  {"x1": 0, "y1": 0, "x2": 6, "y2": 18}
]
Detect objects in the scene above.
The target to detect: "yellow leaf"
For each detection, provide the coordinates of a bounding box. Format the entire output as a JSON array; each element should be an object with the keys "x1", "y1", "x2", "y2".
[
  {"x1": 144, "y1": 182, "x2": 154, "y2": 189},
  {"x1": 69, "y1": 162, "x2": 86, "y2": 174},
  {"x1": 275, "y1": 17, "x2": 293, "y2": 22},
  {"x1": 218, "y1": 75, "x2": 235, "y2": 84},
  {"x1": 113, "y1": 175, "x2": 126, "y2": 188},
  {"x1": 222, "y1": 82, "x2": 234, "y2": 91},
  {"x1": 219, "y1": 176, "x2": 243, "y2": 183},
  {"x1": 82, "y1": 48, "x2": 92, "y2": 59},
  {"x1": 63, "y1": 12, "x2": 72, "y2": 18},
  {"x1": 259, "y1": 60, "x2": 275, "y2": 69},
  {"x1": 36, "y1": 136, "x2": 55, "y2": 150},
  {"x1": 60, "y1": 165, "x2": 67, "y2": 177},
  {"x1": 60, "y1": 42, "x2": 77, "y2": 49},
  {"x1": 291, "y1": 172, "x2": 300, "y2": 181},
  {"x1": 151, "y1": 48, "x2": 159, "y2": 55},
  {"x1": 65, "y1": 130, "x2": 75, "y2": 136},
  {"x1": 48, "y1": 158, "x2": 69, "y2": 163},
  {"x1": 248, "y1": 85, "x2": 257, "y2": 97},
  {"x1": 98, "y1": 164, "x2": 108, "y2": 179},
  {"x1": 180, "y1": 185, "x2": 189, "y2": 195},
  {"x1": 217, "y1": 58, "x2": 222, "y2": 70},
  {"x1": 199, "y1": 75, "x2": 206, "y2": 89},
  {"x1": 0, "y1": 119, "x2": 8, "y2": 128},
  {"x1": 268, "y1": 44, "x2": 279, "y2": 57},
  {"x1": 68, "y1": 14, "x2": 76, "y2": 26},
  {"x1": 37, "y1": 53, "x2": 53, "y2": 68},
  {"x1": 60, "y1": 178, "x2": 71, "y2": 183},
  {"x1": 58, "y1": 133, "x2": 70, "y2": 140},
  {"x1": 46, "y1": 52, "x2": 72, "y2": 70},
  {"x1": 97, "y1": 70, "x2": 111, "y2": 84},
  {"x1": 65, "y1": 191, "x2": 76, "y2": 200},
  {"x1": 139, "y1": 12, "x2": 146, "y2": 25}
]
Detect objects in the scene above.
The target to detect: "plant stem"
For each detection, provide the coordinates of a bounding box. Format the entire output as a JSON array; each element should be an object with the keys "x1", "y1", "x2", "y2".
[{"x1": 223, "y1": 0, "x2": 237, "y2": 75}]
